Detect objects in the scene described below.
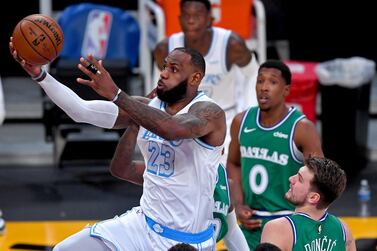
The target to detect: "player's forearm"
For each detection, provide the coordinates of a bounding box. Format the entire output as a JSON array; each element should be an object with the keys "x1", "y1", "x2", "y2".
[
  {"x1": 114, "y1": 91, "x2": 199, "y2": 140},
  {"x1": 227, "y1": 163, "x2": 244, "y2": 206},
  {"x1": 110, "y1": 125, "x2": 144, "y2": 185},
  {"x1": 39, "y1": 73, "x2": 119, "y2": 129}
]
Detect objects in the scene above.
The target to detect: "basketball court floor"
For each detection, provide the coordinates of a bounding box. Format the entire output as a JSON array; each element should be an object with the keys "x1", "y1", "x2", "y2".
[{"x1": 0, "y1": 77, "x2": 376, "y2": 250}]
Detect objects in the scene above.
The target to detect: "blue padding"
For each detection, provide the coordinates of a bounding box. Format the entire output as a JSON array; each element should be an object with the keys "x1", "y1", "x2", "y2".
[{"x1": 58, "y1": 3, "x2": 140, "y2": 68}]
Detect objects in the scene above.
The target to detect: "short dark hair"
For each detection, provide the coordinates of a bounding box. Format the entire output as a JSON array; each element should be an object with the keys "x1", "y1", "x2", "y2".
[
  {"x1": 305, "y1": 156, "x2": 347, "y2": 209},
  {"x1": 255, "y1": 242, "x2": 282, "y2": 251},
  {"x1": 173, "y1": 47, "x2": 206, "y2": 75},
  {"x1": 168, "y1": 243, "x2": 198, "y2": 251},
  {"x1": 259, "y1": 60, "x2": 292, "y2": 85},
  {"x1": 180, "y1": 0, "x2": 211, "y2": 11}
]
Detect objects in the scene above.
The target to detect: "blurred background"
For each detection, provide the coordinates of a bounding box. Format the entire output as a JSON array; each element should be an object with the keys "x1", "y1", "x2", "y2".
[{"x1": 0, "y1": 0, "x2": 376, "y2": 250}]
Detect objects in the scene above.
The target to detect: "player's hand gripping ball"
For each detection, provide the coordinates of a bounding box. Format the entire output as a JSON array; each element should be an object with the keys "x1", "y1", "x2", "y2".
[{"x1": 12, "y1": 14, "x2": 64, "y2": 65}]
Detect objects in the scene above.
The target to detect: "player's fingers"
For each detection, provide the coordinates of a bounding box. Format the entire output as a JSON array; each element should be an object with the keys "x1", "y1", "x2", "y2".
[
  {"x1": 79, "y1": 57, "x2": 103, "y2": 77},
  {"x1": 242, "y1": 219, "x2": 262, "y2": 230},
  {"x1": 86, "y1": 54, "x2": 107, "y2": 74},
  {"x1": 76, "y1": 77, "x2": 94, "y2": 87},
  {"x1": 86, "y1": 54, "x2": 102, "y2": 70},
  {"x1": 9, "y1": 42, "x2": 28, "y2": 66},
  {"x1": 77, "y1": 63, "x2": 98, "y2": 78},
  {"x1": 9, "y1": 41, "x2": 17, "y2": 59}
]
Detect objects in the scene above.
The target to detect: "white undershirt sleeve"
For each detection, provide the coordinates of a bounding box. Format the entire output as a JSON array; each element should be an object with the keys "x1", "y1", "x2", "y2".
[
  {"x1": 38, "y1": 73, "x2": 119, "y2": 129},
  {"x1": 223, "y1": 209, "x2": 250, "y2": 251}
]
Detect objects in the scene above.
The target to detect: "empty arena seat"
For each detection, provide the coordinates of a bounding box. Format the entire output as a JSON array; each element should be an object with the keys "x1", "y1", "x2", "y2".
[
  {"x1": 58, "y1": 3, "x2": 139, "y2": 67},
  {"x1": 43, "y1": 3, "x2": 140, "y2": 167}
]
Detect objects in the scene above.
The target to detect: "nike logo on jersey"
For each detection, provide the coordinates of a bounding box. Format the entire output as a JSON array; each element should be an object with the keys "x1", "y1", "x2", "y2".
[
  {"x1": 220, "y1": 185, "x2": 227, "y2": 190},
  {"x1": 244, "y1": 127, "x2": 256, "y2": 133}
]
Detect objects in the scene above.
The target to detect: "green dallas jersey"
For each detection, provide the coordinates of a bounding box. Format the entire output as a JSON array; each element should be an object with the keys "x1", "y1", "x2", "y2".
[
  {"x1": 239, "y1": 106, "x2": 305, "y2": 213},
  {"x1": 213, "y1": 164, "x2": 231, "y2": 242},
  {"x1": 239, "y1": 106, "x2": 306, "y2": 250},
  {"x1": 286, "y1": 212, "x2": 346, "y2": 251}
]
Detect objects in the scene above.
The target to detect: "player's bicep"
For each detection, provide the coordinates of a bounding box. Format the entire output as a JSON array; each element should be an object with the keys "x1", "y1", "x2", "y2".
[{"x1": 180, "y1": 101, "x2": 225, "y2": 138}]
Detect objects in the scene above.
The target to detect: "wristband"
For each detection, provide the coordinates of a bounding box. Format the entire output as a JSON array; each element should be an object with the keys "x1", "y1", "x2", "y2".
[
  {"x1": 112, "y1": 89, "x2": 122, "y2": 102},
  {"x1": 32, "y1": 68, "x2": 47, "y2": 82}
]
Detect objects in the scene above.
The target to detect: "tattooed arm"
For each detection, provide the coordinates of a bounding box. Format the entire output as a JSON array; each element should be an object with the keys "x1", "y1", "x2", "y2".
[
  {"x1": 76, "y1": 55, "x2": 225, "y2": 146},
  {"x1": 114, "y1": 97, "x2": 225, "y2": 146}
]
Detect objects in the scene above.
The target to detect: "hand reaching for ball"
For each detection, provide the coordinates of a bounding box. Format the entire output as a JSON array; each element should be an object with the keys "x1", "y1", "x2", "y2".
[
  {"x1": 12, "y1": 14, "x2": 64, "y2": 65},
  {"x1": 9, "y1": 36, "x2": 43, "y2": 79},
  {"x1": 9, "y1": 13, "x2": 64, "y2": 80}
]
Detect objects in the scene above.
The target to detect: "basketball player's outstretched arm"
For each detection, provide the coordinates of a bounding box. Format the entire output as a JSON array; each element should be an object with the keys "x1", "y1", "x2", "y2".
[{"x1": 9, "y1": 37, "x2": 143, "y2": 129}]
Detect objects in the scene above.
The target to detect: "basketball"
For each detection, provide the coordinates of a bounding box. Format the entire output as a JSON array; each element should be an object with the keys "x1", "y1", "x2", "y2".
[{"x1": 12, "y1": 14, "x2": 64, "y2": 65}]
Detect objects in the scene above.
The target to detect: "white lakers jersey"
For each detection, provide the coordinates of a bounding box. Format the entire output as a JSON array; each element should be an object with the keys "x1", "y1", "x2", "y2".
[{"x1": 138, "y1": 92, "x2": 223, "y2": 233}]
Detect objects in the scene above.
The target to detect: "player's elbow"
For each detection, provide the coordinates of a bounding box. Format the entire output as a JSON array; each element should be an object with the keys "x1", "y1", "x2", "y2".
[{"x1": 109, "y1": 164, "x2": 129, "y2": 180}]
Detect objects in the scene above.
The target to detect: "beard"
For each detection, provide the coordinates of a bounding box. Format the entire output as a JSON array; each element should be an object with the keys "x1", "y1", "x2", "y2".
[
  {"x1": 285, "y1": 191, "x2": 304, "y2": 206},
  {"x1": 157, "y1": 79, "x2": 188, "y2": 103}
]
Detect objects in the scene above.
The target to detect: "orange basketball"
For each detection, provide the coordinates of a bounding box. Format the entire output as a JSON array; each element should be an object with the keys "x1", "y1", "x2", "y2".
[{"x1": 12, "y1": 14, "x2": 64, "y2": 65}]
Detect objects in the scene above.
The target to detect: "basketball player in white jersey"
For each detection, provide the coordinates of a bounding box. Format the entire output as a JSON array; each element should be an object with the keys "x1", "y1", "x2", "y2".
[
  {"x1": 10, "y1": 43, "x2": 226, "y2": 250},
  {"x1": 154, "y1": 0, "x2": 259, "y2": 163},
  {"x1": 106, "y1": 117, "x2": 249, "y2": 251}
]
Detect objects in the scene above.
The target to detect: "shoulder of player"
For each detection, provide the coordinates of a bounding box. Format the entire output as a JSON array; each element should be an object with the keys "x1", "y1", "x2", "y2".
[
  {"x1": 261, "y1": 217, "x2": 292, "y2": 249},
  {"x1": 233, "y1": 111, "x2": 247, "y2": 124},
  {"x1": 264, "y1": 216, "x2": 290, "y2": 229},
  {"x1": 229, "y1": 111, "x2": 246, "y2": 133},
  {"x1": 339, "y1": 219, "x2": 357, "y2": 251},
  {"x1": 295, "y1": 117, "x2": 318, "y2": 135},
  {"x1": 227, "y1": 32, "x2": 248, "y2": 51},
  {"x1": 294, "y1": 117, "x2": 324, "y2": 157},
  {"x1": 338, "y1": 219, "x2": 353, "y2": 240},
  {"x1": 226, "y1": 32, "x2": 251, "y2": 67},
  {"x1": 154, "y1": 37, "x2": 169, "y2": 52}
]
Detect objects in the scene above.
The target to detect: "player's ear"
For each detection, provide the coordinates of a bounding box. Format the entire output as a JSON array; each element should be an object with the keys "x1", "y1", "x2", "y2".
[
  {"x1": 190, "y1": 71, "x2": 203, "y2": 86},
  {"x1": 283, "y1": 84, "x2": 291, "y2": 98},
  {"x1": 207, "y1": 15, "x2": 214, "y2": 27},
  {"x1": 308, "y1": 191, "x2": 320, "y2": 205}
]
